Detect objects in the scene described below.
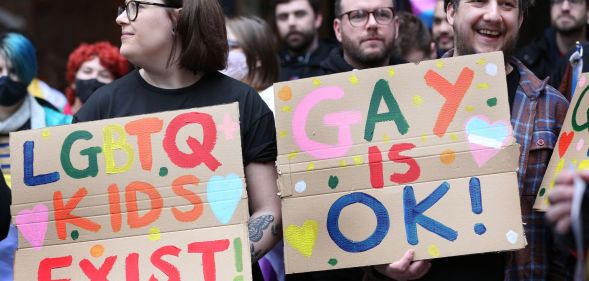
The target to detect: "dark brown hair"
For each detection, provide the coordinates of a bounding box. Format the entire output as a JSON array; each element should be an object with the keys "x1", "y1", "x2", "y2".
[
  {"x1": 274, "y1": 0, "x2": 321, "y2": 15},
  {"x1": 165, "y1": 0, "x2": 228, "y2": 73},
  {"x1": 335, "y1": 0, "x2": 396, "y2": 16},
  {"x1": 394, "y1": 12, "x2": 432, "y2": 59},
  {"x1": 226, "y1": 16, "x2": 280, "y2": 91},
  {"x1": 444, "y1": 0, "x2": 529, "y2": 15}
]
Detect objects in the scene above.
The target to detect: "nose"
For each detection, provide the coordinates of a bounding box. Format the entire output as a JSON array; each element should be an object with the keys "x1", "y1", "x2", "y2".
[
  {"x1": 482, "y1": 1, "x2": 501, "y2": 23},
  {"x1": 561, "y1": 0, "x2": 571, "y2": 11},
  {"x1": 287, "y1": 14, "x2": 296, "y2": 26},
  {"x1": 116, "y1": 9, "x2": 129, "y2": 25},
  {"x1": 440, "y1": 20, "x2": 451, "y2": 32},
  {"x1": 366, "y1": 12, "x2": 379, "y2": 28}
]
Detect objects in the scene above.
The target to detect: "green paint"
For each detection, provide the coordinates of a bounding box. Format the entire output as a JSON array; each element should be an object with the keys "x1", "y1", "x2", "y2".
[
  {"x1": 364, "y1": 79, "x2": 409, "y2": 141},
  {"x1": 61, "y1": 130, "x2": 102, "y2": 179},
  {"x1": 234, "y1": 238, "x2": 243, "y2": 272},
  {"x1": 539, "y1": 188, "x2": 546, "y2": 197},
  {"x1": 486, "y1": 97, "x2": 497, "y2": 107},
  {"x1": 328, "y1": 176, "x2": 339, "y2": 189},
  {"x1": 573, "y1": 86, "x2": 589, "y2": 132},
  {"x1": 233, "y1": 277, "x2": 244, "y2": 281},
  {"x1": 328, "y1": 258, "x2": 338, "y2": 266},
  {"x1": 159, "y1": 167, "x2": 169, "y2": 177},
  {"x1": 71, "y1": 230, "x2": 79, "y2": 240}
]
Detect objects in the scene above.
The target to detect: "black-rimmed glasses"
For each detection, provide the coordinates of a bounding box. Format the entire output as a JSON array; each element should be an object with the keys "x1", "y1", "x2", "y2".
[
  {"x1": 117, "y1": 1, "x2": 180, "y2": 21},
  {"x1": 550, "y1": 0, "x2": 585, "y2": 5},
  {"x1": 339, "y1": 7, "x2": 395, "y2": 27}
]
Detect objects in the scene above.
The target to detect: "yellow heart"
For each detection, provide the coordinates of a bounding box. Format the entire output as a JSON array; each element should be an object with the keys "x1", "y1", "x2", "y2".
[{"x1": 285, "y1": 220, "x2": 318, "y2": 258}]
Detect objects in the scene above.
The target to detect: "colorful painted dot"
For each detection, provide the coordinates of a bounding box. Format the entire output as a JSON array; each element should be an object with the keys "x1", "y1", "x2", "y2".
[
  {"x1": 353, "y1": 156, "x2": 363, "y2": 165},
  {"x1": 278, "y1": 86, "x2": 293, "y2": 101},
  {"x1": 41, "y1": 129, "x2": 51, "y2": 139},
  {"x1": 307, "y1": 162, "x2": 315, "y2": 171},
  {"x1": 159, "y1": 167, "x2": 168, "y2": 177},
  {"x1": 339, "y1": 160, "x2": 348, "y2": 167},
  {"x1": 539, "y1": 188, "x2": 546, "y2": 197},
  {"x1": 328, "y1": 258, "x2": 338, "y2": 266},
  {"x1": 440, "y1": 149, "x2": 456, "y2": 165},
  {"x1": 465, "y1": 105, "x2": 475, "y2": 112},
  {"x1": 90, "y1": 245, "x2": 104, "y2": 258},
  {"x1": 288, "y1": 151, "x2": 299, "y2": 160},
  {"x1": 421, "y1": 134, "x2": 428, "y2": 142},
  {"x1": 506, "y1": 230, "x2": 518, "y2": 244},
  {"x1": 477, "y1": 83, "x2": 489, "y2": 90},
  {"x1": 486, "y1": 63, "x2": 498, "y2": 76},
  {"x1": 282, "y1": 106, "x2": 292, "y2": 112},
  {"x1": 279, "y1": 130, "x2": 288, "y2": 138},
  {"x1": 312, "y1": 78, "x2": 321, "y2": 87},
  {"x1": 349, "y1": 75, "x2": 359, "y2": 85},
  {"x1": 436, "y1": 61, "x2": 444, "y2": 69},
  {"x1": 233, "y1": 276, "x2": 244, "y2": 281},
  {"x1": 474, "y1": 223, "x2": 487, "y2": 235},
  {"x1": 388, "y1": 68, "x2": 396, "y2": 77},
  {"x1": 450, "y1": 133, "x2": 459, "y2": 141},
  {"x1": 412, "y1": 95, "x2": 423, "y2": 106},
  {"x1": 579, "y1": 160, "x2": 589, "y2": 170},
  {"x1": 148, "y1": 227, "x2": 161, "y2": 241},
  {"x1": 383, "y1": 134, "x2": 390, "y2": 142},
  {"x1": 295, "y1": 181, "x2": 307, "y2": 193},
  {"x1": 328, "y1": 176, "x2": 339, "y2": 189},
  {"x1": 428, "y1": 244, "x2": 441, "y2": 257},
  {"x1": 487, "y1": 97, "x2": 498, "y2": 107},
  {"x1": 71, "y1": 230, "x2": 79, "y2": 240},
  {"x1": 477, "y1": 59, "x2": 487, "y2": 65}
]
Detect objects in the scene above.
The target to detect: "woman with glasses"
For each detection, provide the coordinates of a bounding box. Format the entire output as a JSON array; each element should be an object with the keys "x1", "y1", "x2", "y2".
[{"x1": 74, "y1": 1, "x2": 281, "y2": 280}]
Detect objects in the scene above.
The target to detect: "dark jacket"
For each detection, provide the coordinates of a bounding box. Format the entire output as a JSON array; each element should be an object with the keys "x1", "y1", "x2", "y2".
[
  {"x1": 0, "y1": 170, "x2": 9, "y2": 241},
  {"x1": 279, "y1": 41, "x2": 336, "y2": 81},
  {"x1": 550, "y1": 42, "x2": 589, "y2": 101},
  {"x1": 516, "y1": 27, "x2": 568, "y2": 81},
  {"x1": 320, "y1": 47, "x2": 407, "y2": 75}
]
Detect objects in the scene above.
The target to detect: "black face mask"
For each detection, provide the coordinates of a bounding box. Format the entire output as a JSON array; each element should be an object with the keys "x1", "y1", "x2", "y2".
[
  {"x1": 75, "y1": 79, "x2": 107, "y2": 103},
  {"x1": 0, "y1": 76, "x2": 28, "y2": 106}
]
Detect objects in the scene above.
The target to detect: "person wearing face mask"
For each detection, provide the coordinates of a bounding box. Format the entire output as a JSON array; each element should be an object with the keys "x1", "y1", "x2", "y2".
[
  {"x1": 223, "y1": 16, "x2": 280, "y2": 111},
  {"x1": 64, "y1": 41, "x2": 129, "y2": 114},
  {"x1": 0, "y1": 32, "x2": 71, "y2": 281}
]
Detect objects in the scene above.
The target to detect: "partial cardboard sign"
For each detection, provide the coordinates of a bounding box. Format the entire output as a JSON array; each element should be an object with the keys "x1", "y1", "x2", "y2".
[
  {"x1": 535, "y1": 73, "x2": 589, "y2": 210},
  {"x1": 274, "y1": 52, "x2": 526, "y2": 274},
  {"x1": 10, "y1": 103, "x2": 252, "y2": 280}
]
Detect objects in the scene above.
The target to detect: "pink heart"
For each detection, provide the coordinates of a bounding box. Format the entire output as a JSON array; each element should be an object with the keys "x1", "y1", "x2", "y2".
[
  {"x1": 577, "y1": 139, "x2": 585, "y2": 151},
  {"x1": 16, "y1": 204, "x2": 49, "y2": 250},
  {"x1": 579, "y1": 76, "x2": 587, "y2": 88},
  {"x1": 465, "y1": 116, "x2": 512, "y2": 167}
]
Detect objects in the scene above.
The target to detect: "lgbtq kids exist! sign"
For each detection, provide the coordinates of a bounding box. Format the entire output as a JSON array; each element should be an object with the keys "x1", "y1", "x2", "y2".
[
  {"x1": 535, "y1": 73, "x2": 589, "y2": 210},
  {"x1": 10, "y1": 103, "x2": 251, "y2": 280},
  {"x1": 274, "y1": 52, "x2": 527, "y2": 273}
]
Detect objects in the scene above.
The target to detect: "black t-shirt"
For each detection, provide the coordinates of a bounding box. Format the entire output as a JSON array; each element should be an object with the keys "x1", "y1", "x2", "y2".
[
  {"x1": 507, "y1": 65, "x2": 521, "y2": 111},
  {"x1": 0, "y1": 169, "x2": 10, "y2": 240},
  {"x1": 74, "y1": 69, "x2": 277, "y2": 166}
]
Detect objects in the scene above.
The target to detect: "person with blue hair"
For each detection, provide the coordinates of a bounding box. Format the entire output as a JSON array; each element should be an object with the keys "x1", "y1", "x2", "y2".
[{"x1": 0, "y1": 32, "x2": 71, "y2": 281}]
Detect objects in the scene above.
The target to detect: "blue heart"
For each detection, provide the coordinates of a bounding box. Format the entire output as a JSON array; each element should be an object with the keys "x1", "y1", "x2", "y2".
[{"x1": 207, "y1": 173, "x2": 244, "y2": 224}]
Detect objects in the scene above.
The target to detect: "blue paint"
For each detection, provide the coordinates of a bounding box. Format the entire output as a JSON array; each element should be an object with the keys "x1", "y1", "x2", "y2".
[
  {"x1": 0, "y1": 164, "x2": 9, "y2": 169},
  {"x1": 23, "y1": 141, "x2": 60, "y2": 186},
  {"x1": 327, "y1": 192, "x2": 389, "y2": 253},
  {"x1": 403, "y1": 183, "x2": 458, "y2": 245},
  {"x1": 0, "y1": 154, "x2": 9, "y2": 158},
  {"x1": 469, "y1": 177, "x2": 482, "y2": 214},
  {"x1": 474, "y1": 223, "x2": 487, "y2": 235}
]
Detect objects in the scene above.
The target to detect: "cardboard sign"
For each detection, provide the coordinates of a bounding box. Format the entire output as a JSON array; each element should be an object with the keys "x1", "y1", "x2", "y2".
[
  {"x1": 274, "y1": 52, "x2": 526, "y2": 274},
  {"x1": 535, "y1": 73, "x2": 589, "y2": 210},
  {"x1": 10, "y1": 103, "x2": 252, "y2": 280}
]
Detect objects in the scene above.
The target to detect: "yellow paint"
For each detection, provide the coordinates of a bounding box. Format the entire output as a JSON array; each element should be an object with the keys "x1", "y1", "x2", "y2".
[
  {"x1": 440, "y1": 149, "x2": 456, "y2": 165},
  {"x1": 41, "y1": 129, "x2": 50, "y2": 139},
  {"x1": 421, "y1": 134, "x2": 428, "y2": 142},
  {"x1": 477, "y1": 59, "x2": 487, "y2": 65},
  {"x1": 465, "y1": 105, "x2": 475, "y2": 112},
  {"x1": 428, "y1": 244, "x2": 441, "y2": 258},
  {"x1": 339, "y1": 160, "x2": 348, "y2": 167},
  {"x1": 284, "y1": 220, "x2": 319, "y2": 258},
  {"x1": 278, "y1": 86, "x2": 293, "y2": 101},
  {"x1": 353, "y1": 156, "x2": 363, "y2": 165},
  {"x1": 436, "y1": 61, "x2": 444, "y2": 69},
  {"x1": 90, "y1": 245, "x2": 104, "y2": 258},
  {"x1": 103, "y1": 125, "x2": 134, "y2": 174},
  {"x1": 307, "y1": 162, "x2": 315, "y2": 171},
  {"x1": 288, "y1": 151, "x2": 299, "y2": 160},
  {"x1": 388, "y1": 68, "x2": 396, "y2": 77},
  {"x1": 383, "y1": 134, "x2": 390, "y2": 142},
  {"x1": 412, "y1": 95, "x2": 423, "y2": 106},
  {"x1": 148, "y1": 227, "x2": 161, "y2": 241},
  {"x1": 282, "y1": 106, "x2": 292, "y2": 112},
  {"x1": 312, "y1": 78, "x2": 321, "y2": 87},
  {"x1": 349, "y1": 75, "x2": 359, "y2": 85},
  {"x1": 279, "y1": 130, "x2": 288, "y2": 138},
  {"x1": 476, "y1": 83, "x2": 489, "y2": 90},
  {"x1": 579, "y1": 160, "x2": 589, "y2": 170},
  {"x1": 450, "y1": 133, "x2": 459, "y2": 141}
]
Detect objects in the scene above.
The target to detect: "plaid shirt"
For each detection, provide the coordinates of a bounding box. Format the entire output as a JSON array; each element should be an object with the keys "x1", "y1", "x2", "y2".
[{"x1": 446, "y1": 50, "x2": 571, "y2": 281}]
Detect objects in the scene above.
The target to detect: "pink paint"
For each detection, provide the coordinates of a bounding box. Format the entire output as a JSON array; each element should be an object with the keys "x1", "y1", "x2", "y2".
[
  {"x1": 577, "y1": 139, "x2": 585, "y2": 151},
  {"x1": 16, "y1": 203, "x2": 49, "y2": 250},
  {"x1": 218, "y1": 113, "x2": 239, "y2": 141},
  {"x1": 465, "y1": 116, "x2": 512, "y2": 167},
  {"x1": 292, "y1": 86, "x2": 362, "y2": 159},
  {"x1": 579, "y1": 76, "x2": 587, "y2": 88}
]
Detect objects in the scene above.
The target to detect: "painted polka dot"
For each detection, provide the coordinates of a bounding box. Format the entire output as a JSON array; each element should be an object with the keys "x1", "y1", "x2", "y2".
[
  {"x1": 349, "y1": 75, "x2": 359, "y2": 85},
  {"x1": 312, "y1": 78, "x2": 321, "y2": 87},
  {"x1": 279, "y1": 130, "x2": 288, "y2": 138},
  {"x1": 477, "y1": 59, "x2": 487, "y2": 65},
  {"x1": 428, "y1": 244, "x2": 441, "y2": 257},
  {"x1": 465, "y1": 105, "x2": 475, "y2": 112},
  {"x1": 282, "y1": 106, "x2": 292, "y2": 112},
  {"x1": 421, "y1": 134, "x2": 428, "y2": 142},
  {"x1": 383, "y1": 134, "x2": 390, "y2": 142},
  {"x1": 339, "y1": 160, "x2": 348, "y2": 167},
  {"x1": 440, "y1": 149, "x2": 456, "y2": 165},
  {"x1": 288, "y1": 151, "x2": 298, "y2": 160},
  {"x1": 388, "y1": 68, "x2": 396, "y2": 77},
  {"x1": 486, "y1": 63, "x2": 498, "y2": 76},
  {"x1": 450, "y1": 133, "x2": 459, "y2": 141},
  {"x1": 148, "y1": 227, "x2": 161, "y2": 241},
  {"x1": 295, "y1": 181, "x2": 307, "y2": 193},
  {"x1": 476, "y1": 83, "x2": 489, "y2": 90},
  {"x1": 412, "y1": 95, "x2": 423, "y2": 106},
  {"x1": 353, "y1": 156, "x2": 363, "y2": 165},
  {"x1": 41, "y1": 129, "x2": 50, "y2": 139},
  {"x1": 506, "y1": 230, "x2": 518, "y2": 244},
  {"x1": 307, "y1": 162, "x2": 315, "y2": 171},
  {"x1": 90, "y1": 245, "x2": 104, "y2": 258},
  {"x1": 71, "y1": 230, "x2": 79, "y2": 240},
  {"x1": 159, "y1": 167, "x2": 168, "y2": 177},
  {"x1": 436, "y1": 61, "x2": 444, "y2": 69},
  {"x1": 278, "y1": 86, "x2": 292, "y2": 101}
]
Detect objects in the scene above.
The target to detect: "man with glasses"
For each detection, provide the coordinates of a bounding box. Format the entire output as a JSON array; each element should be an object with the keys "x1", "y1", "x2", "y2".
[
  {"x1": 516, "y1": 0, "x2": 589, "y2": 80},
  {"x1": 320, "y1": 0, "x2": 406, "y2": 74}
]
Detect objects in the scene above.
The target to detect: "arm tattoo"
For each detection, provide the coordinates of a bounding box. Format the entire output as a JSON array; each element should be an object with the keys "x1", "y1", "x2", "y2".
[{"x1": 248, "y1": 215, "x2": 274, "y2": 242}]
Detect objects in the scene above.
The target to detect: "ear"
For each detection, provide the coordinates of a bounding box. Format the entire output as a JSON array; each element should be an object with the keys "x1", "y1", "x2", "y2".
[
  {"x1": 518, "y1": 14, "x2": 524, "y2": 30},
  {"x1": 393, "y1": 16, "x2": 400, "y2": 40},
  {"x1": 446, "y1": 3, "x2": 456, "y2": 26},
  {"x1": 430, "y1": 42, "x2": 438, "y2": 59},
  {"x1": 334, "y1": 18, "x2": 343, "y2": 42},
  {"x1": 314, "y1": 13, "x2": 323, "y2": 29}
]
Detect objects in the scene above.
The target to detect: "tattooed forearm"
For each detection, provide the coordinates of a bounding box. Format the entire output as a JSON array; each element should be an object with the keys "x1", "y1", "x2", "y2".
[
  {"x1": 251, "y1": 243, "x2": 263, "y2": 262},
  {"x1": 272, "y1": 222, "x2": 280, "y2": 236},
  {"x1": 248, "y1": 215, "x2": 274, "y2": 242}
]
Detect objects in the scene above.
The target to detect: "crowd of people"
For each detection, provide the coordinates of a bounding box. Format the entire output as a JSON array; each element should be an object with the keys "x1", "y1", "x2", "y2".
[{"x1": 0, "y1": 0, "x2": 588, "y2": 280}]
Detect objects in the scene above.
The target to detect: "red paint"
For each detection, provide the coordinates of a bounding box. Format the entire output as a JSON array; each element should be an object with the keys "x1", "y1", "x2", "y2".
[
  {"x1": 149, "y1": 246, "x2": 181, "y2": 281},
  {"x1": 389, "y1": 143, "x2": 420, "y2": 184},
  {"x1": 125, "y1": 118, "x2": 164, "y2": 171},
  {"x1": 188, "y1": 239, "x2": 230, "y2": 281},
  {"x1": 172, "y1": 175, "x2": 203, "y2": 222},
  {"x1": 125, "y1": 181, "x2": 163, "y2": 229},
  {"x1": 368, "y1": 146, "x2": 384, "y2": 189},
  {"x1": 38, "y1": 256, "x2": 72, "y2": 281},
  {"x1": 425, "y1": 67, "x2": 474, "y2": 137},
  {"x1": 79, "y1": 256, "x2": 117, "y2": 281},
  {"x1": 53, "y1": 188, "x2": 101, "y2": 240},
  {"x1": 558, "y1": 131, "x2": 575, "y2": 158},
  {"x1": 108, "y1": 184, "x2": 122, "y2": 232},
  {"x1": 125, "y1": 253, "x2": 140, "y2": 281},
  {"x1": 163, "y1": 112, "x2": 221, "y2": 171}
]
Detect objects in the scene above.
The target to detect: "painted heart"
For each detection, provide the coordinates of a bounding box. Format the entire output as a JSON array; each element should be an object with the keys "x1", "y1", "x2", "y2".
[
  {"x1": 577, "y1": 139, "x2": 585, "y2": 151},
  {"x1": 16, "y1": 204, "x2": 49, "y2": 250},
  {"x1": 206, "y1": 173, "x2": 244, "y2": 224},
  {"x1": 285, "y1": 220, "x2": 318, "y2": 258},
  {"x1": 558, "y1": 131, "x2": 575, "y2": 158},
  {"x1": 465, "y1": 116, "x2": 512, "y2": 167}
]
